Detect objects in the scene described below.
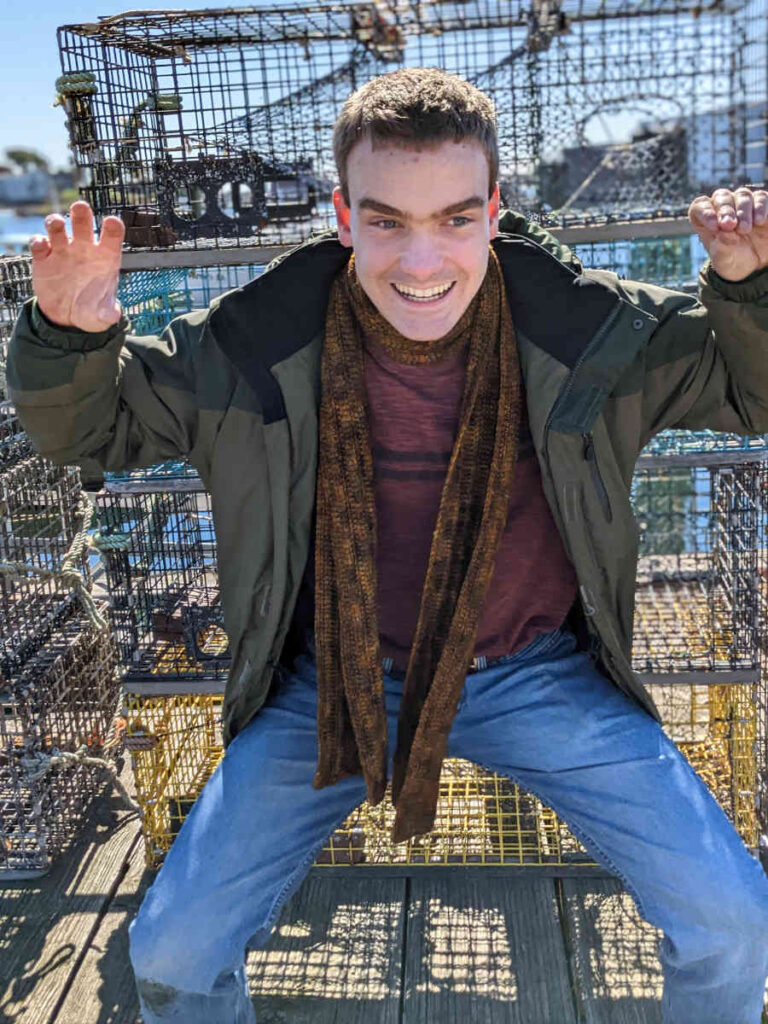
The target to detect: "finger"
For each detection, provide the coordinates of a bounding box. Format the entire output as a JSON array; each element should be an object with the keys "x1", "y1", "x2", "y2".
[
  {"x1": 70, "y1": 200, "x2": 95, "y2": 244},
  {"x1": 96, "y1": 215, "x2": 125, "y2": 254},
  {"x1": 753, "y1": 189, "x2": 768, "y2": 226},
  {"x1": 733, "y1": 187, "x2": 754, "y2": 233},
  {"x1": 44, "y1": 213, "x2": 69, "y2": 251},
  {"x1": 28, "y1": 234, "x2": 51, "y2": 259},
  {"x1": 688, "y1": 195, "x2": 718, "y2": 232},
  {"x1": 711, "y1": 189, "x2": 739, "y2": 229}
]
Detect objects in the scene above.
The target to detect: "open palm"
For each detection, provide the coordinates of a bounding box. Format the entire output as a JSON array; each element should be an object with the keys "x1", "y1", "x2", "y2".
[
  {"x1": 689, "y1": 188, "x2": 768, "y2": 282},
  {"x1": 30, "y1": 201, "x2": 125, "y2": 333}
]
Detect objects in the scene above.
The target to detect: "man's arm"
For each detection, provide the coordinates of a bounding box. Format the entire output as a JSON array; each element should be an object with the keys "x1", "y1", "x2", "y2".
[
  {"x1": 632, "y1": 260, "x2": 768, "y2": 442},
  {"x1": 614, "y1": 187, "x2": 768, "y2": 443},
  {"x1": 7, "y1": 298, "x2": 205, "y2": 472},
  {"x1": 7, "y1": 200, "x2": 205, "y2": 473}
]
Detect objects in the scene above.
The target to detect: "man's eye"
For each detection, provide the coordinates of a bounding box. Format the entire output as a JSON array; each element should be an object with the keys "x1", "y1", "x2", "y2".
[
  {"x1": 373, "y1": 219, "x2": 398, "y2": 230},
  {"x1": 449, "y1": 216, "x2": 472, "y2": 227}
]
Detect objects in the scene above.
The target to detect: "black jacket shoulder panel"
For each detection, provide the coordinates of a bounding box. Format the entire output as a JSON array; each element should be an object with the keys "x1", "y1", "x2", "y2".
[
  {"x1": 492, "y1": 235, "x2": 619, "y2": 369},
  {"x1": 208, "y1": 226, "x2": 624, "y2": 422}
]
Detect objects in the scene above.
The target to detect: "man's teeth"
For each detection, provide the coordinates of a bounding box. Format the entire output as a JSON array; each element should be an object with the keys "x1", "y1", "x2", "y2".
[{"x1": 394, "y1": 282, "x2": 453, "y2": 301}]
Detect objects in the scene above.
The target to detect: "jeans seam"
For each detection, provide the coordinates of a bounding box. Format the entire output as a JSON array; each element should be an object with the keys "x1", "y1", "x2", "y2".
[
  {"x1": 474, "y1": 757, "x2": 650, "y2": 920},
  {"x1": 255, "y1": 801, "x2": 363, "y2": 945}
]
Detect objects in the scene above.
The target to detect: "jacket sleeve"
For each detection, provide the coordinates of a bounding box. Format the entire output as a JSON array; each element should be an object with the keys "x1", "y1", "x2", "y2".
[
  {"x1": 7, "y1": 297, "x2": 206, "y2": 473},
  {"x1": 630, "y1": 260, "x2": 768, "y2": 443}
]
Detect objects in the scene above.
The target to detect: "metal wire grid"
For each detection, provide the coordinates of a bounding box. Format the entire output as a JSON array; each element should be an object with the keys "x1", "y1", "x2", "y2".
[
  {"x1": 116, "y1": 263, "x2": 264, "y2": 336},
  {"x1": 0, "y1": 456, "x2": 91, "y2": 684},
  {"x1": 0, "y1": 608, "x2": 120, "y2": 877},
  {"x1": 56, "y1": 0, "x2": 767, "y2": 250},
  {"x1": 123, "y1": 693, "x2": 224, "y2": 865},
  {"x1": 123, "y1": 682, "x2": 758, "y2": 870},
  {"x1": 93, "y1": 486, "x2": 229, "y2": 683},
  {"x1": 0, "y1": 256, "x2": 33, "y2": 401},
  {"x1": 629, "y1": 462, "x2": 764, "y2": 677},
  {"x1": 0, "y1": 403, "x2": 34, "y2": 473},
  {"x1": 569, "y1": 234, "x2": 710, "y2": 292}
]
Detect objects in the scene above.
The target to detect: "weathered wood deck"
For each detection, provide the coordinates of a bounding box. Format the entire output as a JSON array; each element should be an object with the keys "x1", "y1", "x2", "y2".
[{"x1": 5, "y1": 759, "x2": 744, "y2": 1024}]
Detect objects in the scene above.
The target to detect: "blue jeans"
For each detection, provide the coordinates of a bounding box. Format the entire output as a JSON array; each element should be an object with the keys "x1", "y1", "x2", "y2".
[{"x1": 128, "y1": 627, "x2": 768, "y2": 1023}]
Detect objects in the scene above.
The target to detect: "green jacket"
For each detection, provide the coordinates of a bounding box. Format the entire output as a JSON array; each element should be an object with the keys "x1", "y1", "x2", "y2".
[{"x1": 8, "y1": 211, "x2": 768, "y2": 746}]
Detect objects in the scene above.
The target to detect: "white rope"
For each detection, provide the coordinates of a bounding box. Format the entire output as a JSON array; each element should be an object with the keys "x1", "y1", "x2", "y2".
[{"x1": 22, "y1": 745, "x2": 141, "y2": 814}]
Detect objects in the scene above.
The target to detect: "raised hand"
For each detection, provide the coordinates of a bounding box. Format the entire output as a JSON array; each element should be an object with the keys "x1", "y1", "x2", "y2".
[
  {"x1": 29, "y1": 200, "x2": 125, "y2": 332},
  {"x1": 688, "y1": 187, "x2": 768, "y2": 283}
]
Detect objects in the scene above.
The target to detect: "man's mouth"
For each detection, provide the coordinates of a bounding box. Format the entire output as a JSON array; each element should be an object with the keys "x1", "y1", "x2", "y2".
[{"x1": 391, "y1": 281, "x2": 455, "y2": 304}]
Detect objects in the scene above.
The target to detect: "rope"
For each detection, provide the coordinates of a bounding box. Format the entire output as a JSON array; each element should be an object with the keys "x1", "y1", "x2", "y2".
[
  {"x1": 21, "y1": 745, "x2": 141, "y2": 814},
  {"x1": 0, "y1": 490, "x2": 108, "y2": 632},
  {"x1": 55, "y1": 72, "x2": 98, "y2": 96},
  {"x1": 89, "y1": 530, "x2": 132, "y2": 552}
]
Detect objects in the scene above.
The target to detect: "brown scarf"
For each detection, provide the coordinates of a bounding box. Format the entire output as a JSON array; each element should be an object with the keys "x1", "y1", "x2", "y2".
[{"x1": 312, "y1": 247, "x2": 521, "y2": 843}]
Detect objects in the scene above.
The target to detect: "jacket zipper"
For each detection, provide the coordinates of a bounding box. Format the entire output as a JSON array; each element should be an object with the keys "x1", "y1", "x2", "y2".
[{"x1": 582, "y1": 432, "x2": 613, "y2": 522}]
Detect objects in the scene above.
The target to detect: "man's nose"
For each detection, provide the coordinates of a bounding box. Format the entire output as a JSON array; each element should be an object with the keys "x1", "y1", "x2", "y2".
[{"x1": 398, "y1": 234, "x2": 445, "y2": 280}]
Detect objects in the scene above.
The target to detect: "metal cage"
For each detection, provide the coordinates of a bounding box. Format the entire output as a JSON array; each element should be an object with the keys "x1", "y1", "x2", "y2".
[
  {"x1": 0, "y1": 256, "x2": 33, "y2": 401},
  {"x1": 0, "y1": 608, "x2": 120, "y2": 878},
  {"x1": 56, "y1": 0, "x2": 768, "y2": 251}
]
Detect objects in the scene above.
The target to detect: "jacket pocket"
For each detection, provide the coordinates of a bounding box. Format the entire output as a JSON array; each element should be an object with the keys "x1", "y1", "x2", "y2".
[{"x1": 582, "y1": 432, "x2": 612, "y2": 522}]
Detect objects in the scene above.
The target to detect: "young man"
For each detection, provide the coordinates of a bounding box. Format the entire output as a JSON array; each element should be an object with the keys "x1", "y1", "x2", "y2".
[{"x1": 9, "y1": 67, "x2": 768, "y2": 1023}]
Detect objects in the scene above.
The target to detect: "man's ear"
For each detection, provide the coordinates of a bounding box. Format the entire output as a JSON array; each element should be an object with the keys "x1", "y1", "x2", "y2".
[
  {"x1": 488, "y1": 183, "x2": 501, "y2": 240},
  {"x1": 332, "y1": 186, "x2": 353, "y2": 248}
]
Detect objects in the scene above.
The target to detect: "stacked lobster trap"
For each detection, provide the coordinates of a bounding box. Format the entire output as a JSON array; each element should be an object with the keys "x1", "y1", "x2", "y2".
[
  {"x1": 97, "y1": 431, "x2": 768, "y2": 870},
  {"x1": 55, "y1": 0, "x2": 767, "y2": 251},
  {"x1": 0, "y1": 256, "x2": 122, "y2": 878},
  {"x1": 47, "y1": 1, "x2": 768, "y2": 871}
]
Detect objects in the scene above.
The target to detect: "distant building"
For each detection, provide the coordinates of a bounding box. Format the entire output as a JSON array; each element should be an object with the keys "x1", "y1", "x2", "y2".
[{"x1": 0, "y1": 169, "x2": 51, "y2": 205}]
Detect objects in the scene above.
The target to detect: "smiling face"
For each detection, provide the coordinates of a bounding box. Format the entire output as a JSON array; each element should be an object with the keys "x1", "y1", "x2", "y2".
[{"x1": 332, "y1": 137, "x2": 500, "y2": 341}]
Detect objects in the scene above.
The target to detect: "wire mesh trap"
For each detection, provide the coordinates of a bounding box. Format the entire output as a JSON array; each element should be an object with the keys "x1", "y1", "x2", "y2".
[
  {"x1": 123, "y1": 683, "x2": 759, "y2": 872},
  {"x1": 0, "y1": 255, "x2": 33, "y2": 401},
  {"x1": 56, "y1": 0, "x2": 767, "y2": 251},
  {"x1": 94, "y1": 477, "x2": 227, "y2": 687},
  {"x1": 0, "y1": 448, "x2": 92, "y2": 685},
  {"x1": 629, "y1": 455, "x2": 767, "y2": 680},
  {"x1": 0, "y1": 607, "x2": 120, "y2": 877}
]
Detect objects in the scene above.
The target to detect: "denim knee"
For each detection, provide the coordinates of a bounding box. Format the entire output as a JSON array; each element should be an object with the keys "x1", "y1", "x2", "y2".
[{"x1": 128, "y1": 897, "x2": 211, "y2": 991}]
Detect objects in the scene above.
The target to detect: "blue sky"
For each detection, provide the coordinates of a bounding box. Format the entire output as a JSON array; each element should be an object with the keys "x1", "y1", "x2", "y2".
[{"x1": 0, "y1": 2, "x2": 277, "y2": 171}]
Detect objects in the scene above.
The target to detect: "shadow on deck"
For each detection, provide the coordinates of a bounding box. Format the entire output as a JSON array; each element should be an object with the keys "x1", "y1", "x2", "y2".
[{"x1": 0, "y1": 765, "x2": 762, "y2": 1024}]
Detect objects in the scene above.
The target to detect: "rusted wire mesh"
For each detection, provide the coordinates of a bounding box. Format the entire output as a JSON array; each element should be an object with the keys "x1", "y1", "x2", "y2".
[
  {"x1": 56, "y1": 0, "x2": 767, "y2": 250},
  {"x1": 0, "y1": 609, "x2": 121, "y2": 877}
]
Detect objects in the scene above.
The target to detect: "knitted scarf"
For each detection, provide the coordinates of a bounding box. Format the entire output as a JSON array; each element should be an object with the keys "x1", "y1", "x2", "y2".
[{"x1": 313, "y1": 247, "x2": 521, "y2": 843}]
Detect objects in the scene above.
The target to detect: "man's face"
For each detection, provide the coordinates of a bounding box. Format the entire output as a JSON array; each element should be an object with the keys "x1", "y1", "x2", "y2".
[{"x1": 332, "y1": 137, "x2": 500, "y2": 341}]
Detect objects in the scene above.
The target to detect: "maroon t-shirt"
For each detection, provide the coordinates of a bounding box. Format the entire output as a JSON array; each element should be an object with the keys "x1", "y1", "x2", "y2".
[
  {"x1": 362, "y1": 333, "x2": 578, "y2": 670},
  {"x1": 289, "y1": 332, "x2": 579, "y2": 671}
]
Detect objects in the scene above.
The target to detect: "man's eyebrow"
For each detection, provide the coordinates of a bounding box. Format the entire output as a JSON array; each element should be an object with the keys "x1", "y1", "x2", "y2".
[{"x1": 357, "y1": 196, "x2": 486, "y2": 218}]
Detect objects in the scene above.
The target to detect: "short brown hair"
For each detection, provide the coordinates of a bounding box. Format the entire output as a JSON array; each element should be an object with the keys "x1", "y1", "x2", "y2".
[{"x1": 333, "y1": 66, "x2": 499, "y2": 204}]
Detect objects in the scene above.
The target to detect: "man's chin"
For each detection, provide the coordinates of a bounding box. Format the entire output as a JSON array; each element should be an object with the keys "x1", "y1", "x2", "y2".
[{"x1": 383, "y1": 307, "x2": 463, "y2": 342}]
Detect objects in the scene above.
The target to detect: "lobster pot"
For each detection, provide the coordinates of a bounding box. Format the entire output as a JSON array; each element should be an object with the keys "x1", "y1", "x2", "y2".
[
  {"x1": 569, "y1": 235, "x2": 711, "y2": 293},
  {"x1": 0, "y1": 607, "x2": 120, "y2": 878},
  {"x1": 94, "y1": 471, "x2": 228, "y2": 690},
  {"x1": 117, "y1": 264, "x2": 264, "y2": 336},
  {"x1": 629, "y1": 449, "x2": 768, "y2": 854},
  {"x1": 0, "y1": 255, "x2": 32, "y2": 401},
  {"x1": 0, "y1": 402, "x2": 34, "y2": 474},
  {"x1": 123, "y1": 693, "x2": 600, "y2": 871},
  {"x1": 56, "y1": 0, "x2": 767, "y2": 250},
  {"x1": 630, "y1": 457, "x2": 764, "y2": 678},
  {"x1": 125, "y1": 688, "x2": 759, "y2": 872},
  {"x1": 0, "y1": 451, "x2": 92, "y2": 684}
]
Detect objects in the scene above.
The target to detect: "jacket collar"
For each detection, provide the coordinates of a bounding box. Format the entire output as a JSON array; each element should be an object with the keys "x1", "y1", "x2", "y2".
[{"x1": 208, "y1": 220, "x2": 657, "y2": 431}]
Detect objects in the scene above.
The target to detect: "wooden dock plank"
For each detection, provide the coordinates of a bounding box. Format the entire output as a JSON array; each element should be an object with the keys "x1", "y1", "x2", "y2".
[
  {"x1": 0, "y1": 777, "x2": 140, "y2": 1024},
  {"x1": 559, "y1": 877, "x2": 663, "y2": 1024},
  {"x1": 247, "y1": 874, "x2": 407, "y2": 1023},
  {"x1": 53, "y1": 832, "x2": 150, "y2": 1024},
  {"x1": 403, "y1": 874, "x2": 578, "y2": 1024}
]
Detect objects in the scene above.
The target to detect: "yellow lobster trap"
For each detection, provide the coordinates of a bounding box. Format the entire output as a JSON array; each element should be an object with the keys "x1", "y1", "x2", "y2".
[{"x1": 124, "y1": 678, "x2": 759, "y2": 872}]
